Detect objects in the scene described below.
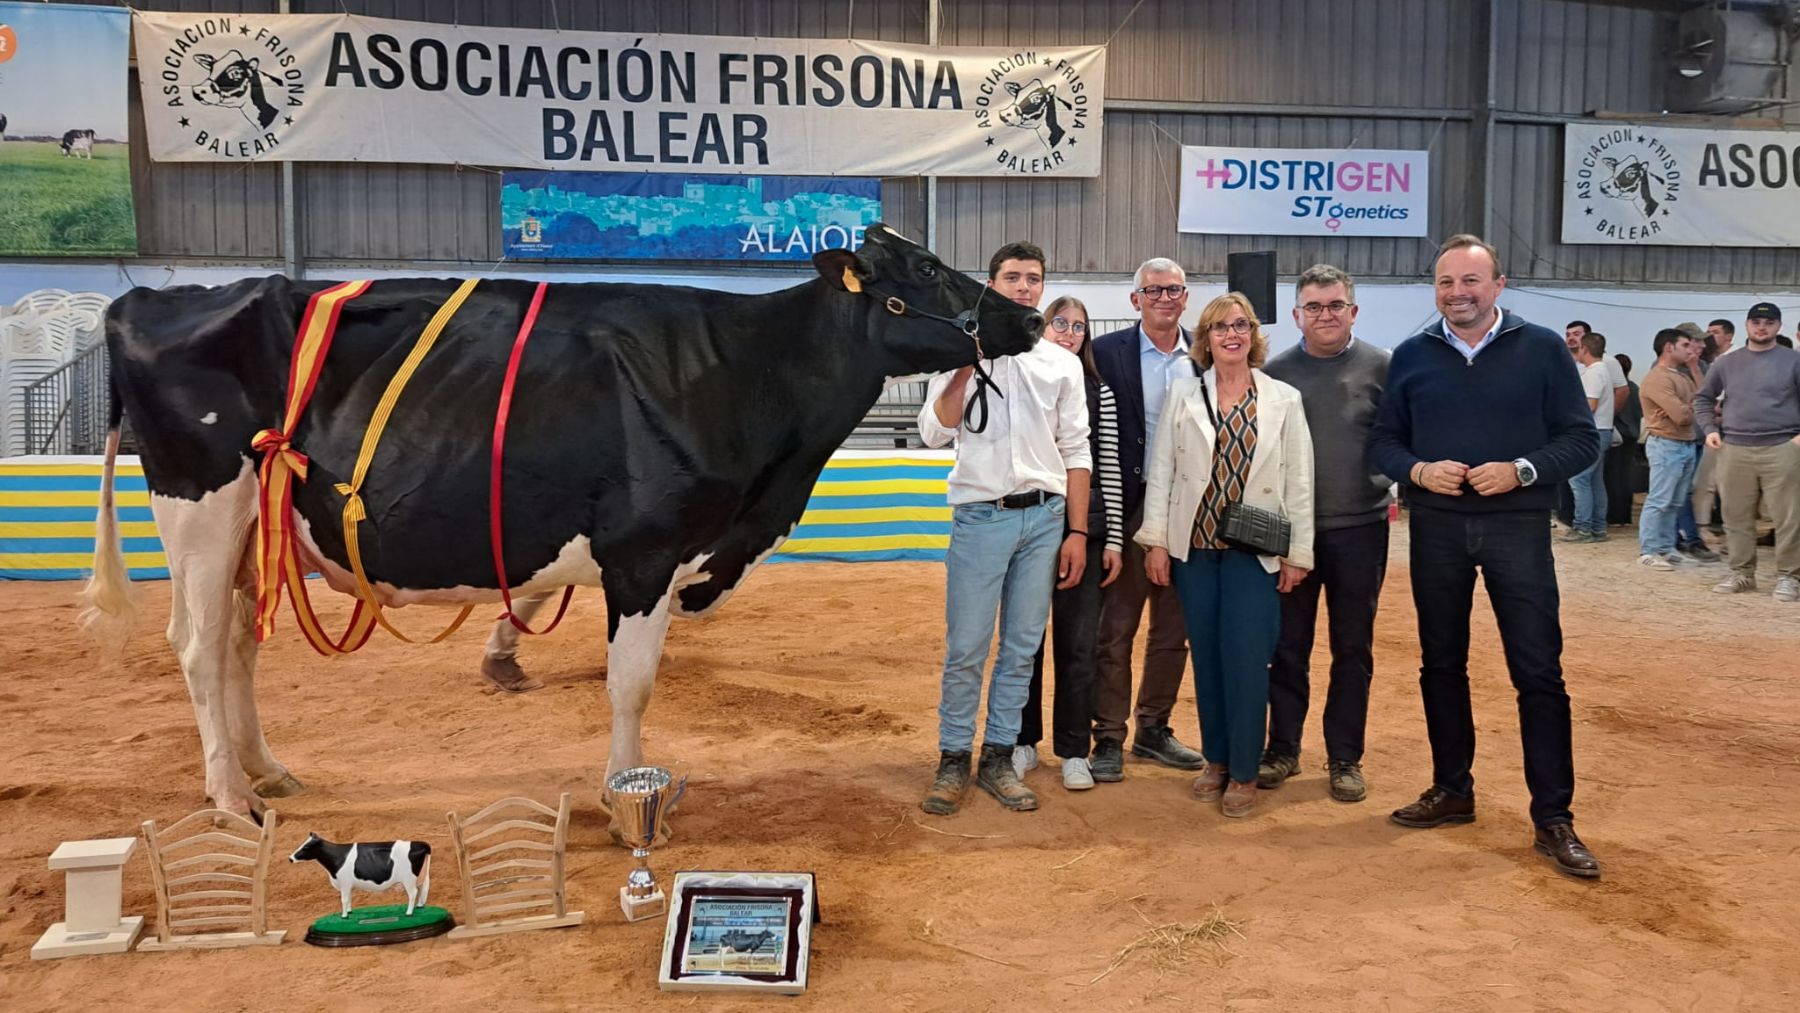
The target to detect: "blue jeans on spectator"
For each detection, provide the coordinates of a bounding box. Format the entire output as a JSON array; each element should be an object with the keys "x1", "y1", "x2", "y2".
[
  {"x1": 938, "y1": 497, "x2": 1065, "y2": 754},
  {"x1": 1169, "y1": 548, "x2": 1280, "y2": 784},
  {"x1": 1570, "y1": 430, "x2": 1610, "y2": 535},
  {"x1": 1640, "y1": 436, "x2": 1699, "y2": 557},
  {"x1": 1676, "y1": 443, "x2": 1704, "y2": 544}
]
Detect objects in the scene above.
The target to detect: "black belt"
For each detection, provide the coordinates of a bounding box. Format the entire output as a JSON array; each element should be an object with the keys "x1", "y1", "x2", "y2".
[{"x1": 990, "y1": 490, "x2": 1054, "y2": 510}]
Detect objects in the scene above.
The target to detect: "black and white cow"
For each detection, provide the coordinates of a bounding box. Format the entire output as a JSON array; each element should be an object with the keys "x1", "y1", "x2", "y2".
[
  {"x1": 0, "y1": 113, "x2": 9, "y2": 141},
  {"x1": 720, "y1": 928, "x2": 777, "y2": 954},
  {"x1": 191, "y1": 50, "x2": 281, "y2": 129},
  {"x1": 60, "y1": 129, "x2": 95, "y2": 158},
  {"x1": 289, "y1": 832, "x2": 431, "y2": 917},
  {"x1": 84, "y1": 226, "x2": 1040, "y2": 821},
  {"x1": 1598, "y1": 155, "x2": 1664, "y2": 218}
]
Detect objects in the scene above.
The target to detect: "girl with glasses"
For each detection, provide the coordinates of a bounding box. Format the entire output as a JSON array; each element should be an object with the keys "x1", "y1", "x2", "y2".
[{"x1": 1017, "y1": 295, "x2": 1128, "y2": 791}]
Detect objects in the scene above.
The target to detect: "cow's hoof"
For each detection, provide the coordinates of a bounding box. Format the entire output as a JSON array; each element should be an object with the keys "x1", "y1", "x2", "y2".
[
  {"x1": 253, "y1": 772, "x2": 307, "y2": 798},
  {"x1": 481, "y1": 656, "x2": 543, "y2": 694}
]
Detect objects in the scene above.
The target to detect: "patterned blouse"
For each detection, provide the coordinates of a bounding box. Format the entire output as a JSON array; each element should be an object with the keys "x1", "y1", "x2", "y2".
[{"x1": 1192, "y1": 384, "x2": 1259, "y2": 550}]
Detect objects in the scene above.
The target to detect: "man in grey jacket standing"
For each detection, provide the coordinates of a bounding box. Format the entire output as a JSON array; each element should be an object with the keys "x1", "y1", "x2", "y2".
[
  {"x1": 1695, "y1": 301, "x2": 1800, "y2": 603},
  {"x1": 1258, "y1": 265, "x2": 1392, "y2": 802}
]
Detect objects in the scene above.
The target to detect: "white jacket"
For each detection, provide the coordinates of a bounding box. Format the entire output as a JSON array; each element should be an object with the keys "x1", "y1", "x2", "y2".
[{"x1": 1133, "y1": 368, "x2": 1316, "y2": 572}]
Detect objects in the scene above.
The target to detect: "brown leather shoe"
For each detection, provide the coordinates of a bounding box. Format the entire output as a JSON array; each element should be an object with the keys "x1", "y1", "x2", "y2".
[
  {"x1": 975, "y1": 744, "x2": 1039, "y2": 812},
  {"x1": 1221, "y1": 779, "x2": 1257, "y2": 818},
  {"x1": 1389, "y1": 786, "x2": 1476, "y2": 828},
  {"x1": 1190, "y1": 763, "x2": 1228, "y2": 802},
  {"x1": 1534, "y1": 822, "x2": 1602, "y2": 879}
]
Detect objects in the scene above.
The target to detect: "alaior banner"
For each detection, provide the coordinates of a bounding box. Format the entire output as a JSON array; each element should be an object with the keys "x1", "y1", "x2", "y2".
[
  {"x1": 132, "y1": 11, "x2": 1105, "y2": 177},
  {"x1": 1562, "y1": 122, "x2": 1800, "y2": 246},
  {"x1": 1177, "y1": 145, "x2": 1430, "y2": 238}
]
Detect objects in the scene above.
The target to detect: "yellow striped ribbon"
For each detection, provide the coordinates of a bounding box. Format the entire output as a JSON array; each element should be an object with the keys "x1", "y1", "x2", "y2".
[{"x1": 332, "y1": 277, "x2": 479, "y2": 643}]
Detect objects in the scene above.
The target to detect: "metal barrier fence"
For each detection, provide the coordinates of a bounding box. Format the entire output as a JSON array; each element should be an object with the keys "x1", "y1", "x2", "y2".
[{"x1": 21, "y1": 343, "x2": 116, "y2": 456}]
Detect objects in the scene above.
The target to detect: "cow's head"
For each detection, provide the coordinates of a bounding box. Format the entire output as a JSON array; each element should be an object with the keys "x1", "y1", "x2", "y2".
[
  {"x1": 814, "y1": 224, "x2": 1040, "y2": 376},
  {"x1": 193, "y1": 52, "x2": 256, "y2": 106},
  {"x1": 1598, "y1": 156, "x2": 1661, "y2": 217},
  {"x1": 288, "y1": 832, "x2": 326, "y2": 863},
  {"x1": 998, "y1": 80, "x2": 1053, "y2": 130}
]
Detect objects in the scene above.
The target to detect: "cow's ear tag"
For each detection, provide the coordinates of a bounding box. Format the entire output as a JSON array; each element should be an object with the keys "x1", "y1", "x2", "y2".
[{"x1": 841, "y1": 267, "x2": 863, "y2": 293}]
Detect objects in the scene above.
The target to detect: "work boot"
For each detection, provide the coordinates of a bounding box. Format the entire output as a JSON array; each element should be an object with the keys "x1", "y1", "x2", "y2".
[
  {"x1": 1089, "y1": 739, "x2": 1125, "y2": 782},
  {"x1": 1131, "y1": 724, "x2": 1207, "y2": 770},
  {"x1": 1327, "y1": 760, "x2": 1368, "y2": 802},
  {"x1": 976, "y1": 743, "x2": 1039, "y2": 811},
  {"x1": 1257, "y1": 750, "x2": 1301, "y2": 789},
  {"x1": 919, "y1": 751, "x2": 971, "y2": 816}
]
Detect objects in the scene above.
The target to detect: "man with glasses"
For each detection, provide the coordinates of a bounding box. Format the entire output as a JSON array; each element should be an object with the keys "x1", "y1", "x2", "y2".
[
  {"x1": 917, "y1": 241, "x2": 1093, "y2": 816},
  {"x1": 1088, "y1": 257, "x2": 1207, "y2": 780},
  {"x1": 1258, "y1": 265, "x2": 1391, "y2": 803}
]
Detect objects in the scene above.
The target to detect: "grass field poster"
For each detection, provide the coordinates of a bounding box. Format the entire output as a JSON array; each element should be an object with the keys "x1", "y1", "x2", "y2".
[{"x1": 0, "y1": 2, "x2": 136, "y2": 256}]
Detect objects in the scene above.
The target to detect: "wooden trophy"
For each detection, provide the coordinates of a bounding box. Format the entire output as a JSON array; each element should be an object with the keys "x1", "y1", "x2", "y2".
[{"x1": 446, "y1": 792, "x2": 585, "y2": 939}]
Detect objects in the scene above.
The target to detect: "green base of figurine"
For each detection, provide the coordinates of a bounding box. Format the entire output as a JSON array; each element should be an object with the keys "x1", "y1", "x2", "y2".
[{"x1": 304, "y1": 904, "x2": 455, "y2": 947}]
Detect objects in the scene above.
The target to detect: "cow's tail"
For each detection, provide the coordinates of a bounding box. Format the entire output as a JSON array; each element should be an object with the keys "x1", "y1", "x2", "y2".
[{"x1": 79, "y1": 409, "x2": 139, "y2": 651}]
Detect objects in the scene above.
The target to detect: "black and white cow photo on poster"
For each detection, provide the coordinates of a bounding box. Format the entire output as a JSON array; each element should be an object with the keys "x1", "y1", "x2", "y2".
[{"x1": 129, "y1": 10, "x2": 1104, "y2": 175}]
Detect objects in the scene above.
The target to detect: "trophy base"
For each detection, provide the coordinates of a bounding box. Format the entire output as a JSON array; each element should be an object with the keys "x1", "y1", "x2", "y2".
[{"x1": 620, "y1": 887, "x2": 667, "y2": 923}]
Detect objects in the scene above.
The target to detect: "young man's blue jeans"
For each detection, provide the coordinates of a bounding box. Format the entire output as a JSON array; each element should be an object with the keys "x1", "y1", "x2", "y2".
[
  {"x1": 1570, "y1": 430, "x2": 1611, "y2": 535},
  {"x1": 1676, "y1": 442, "x2": 1704, "y2": 544},
  {"x1": 938, "y1": 497, "x2": 1065, "y2": 754},
  {"x1": 1640, "y1": 435, "x2": 1699, "y2": 557}
]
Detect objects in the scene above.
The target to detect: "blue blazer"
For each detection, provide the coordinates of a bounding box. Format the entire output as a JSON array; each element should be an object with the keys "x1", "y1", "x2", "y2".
[{"x1": 1093, "y1": 324, "x2": 1195, "y2": 521}]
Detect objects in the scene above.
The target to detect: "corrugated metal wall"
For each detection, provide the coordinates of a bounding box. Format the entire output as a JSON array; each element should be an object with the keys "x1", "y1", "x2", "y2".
[{"x1": 112, "y1": 0, "x2": 1800, "y2": 286}]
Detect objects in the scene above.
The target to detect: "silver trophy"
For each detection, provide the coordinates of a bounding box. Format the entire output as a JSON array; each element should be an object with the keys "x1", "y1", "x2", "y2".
[{"x1": 606, "y1": 765, "x2": 686, "y2": 922}]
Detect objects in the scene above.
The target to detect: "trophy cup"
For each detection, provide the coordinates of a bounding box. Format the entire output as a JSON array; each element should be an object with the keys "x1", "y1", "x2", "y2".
[{"x1": 606, "y1": 765, "x2": 686, "y2": 923}]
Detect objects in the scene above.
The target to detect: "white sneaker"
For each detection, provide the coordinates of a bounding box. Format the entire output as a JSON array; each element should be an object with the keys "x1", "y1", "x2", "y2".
[
  {"x1": 1061, "y1": 757, "x2": 1096, "y2": 791},
  {"x1": 1774, "y1": 575, "x2": 1800, "y2": 603},
  {"x1": 1638, "y1": 553, "x2": 1674, "y2": 571},
  {"x1": 1714, "y1": 572, "x2": 1757, "y2": 594},
  {"x1": 1012, "y1": 744, "x2": 1039, "y2": 780}
]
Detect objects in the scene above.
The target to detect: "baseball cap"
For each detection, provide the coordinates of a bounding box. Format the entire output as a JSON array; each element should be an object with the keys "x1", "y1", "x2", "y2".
[
  {"x1": 1747, "y1": 301, "x2": 1782, "y2": 322},
  {"x1": 1674, "y1": 321, "x2": 1704, "y2": 341}
]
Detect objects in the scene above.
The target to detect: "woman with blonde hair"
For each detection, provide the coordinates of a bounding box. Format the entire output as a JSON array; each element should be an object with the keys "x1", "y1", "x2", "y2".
[{"x1": 1136, "y1": 292, "x2": 1315, "y2": 817}]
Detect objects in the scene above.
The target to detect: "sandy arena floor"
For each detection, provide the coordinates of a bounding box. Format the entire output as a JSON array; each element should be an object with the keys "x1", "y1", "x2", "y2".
[{"x1": 1, "y1": 518, "x2": 1796, "y2": 1011}]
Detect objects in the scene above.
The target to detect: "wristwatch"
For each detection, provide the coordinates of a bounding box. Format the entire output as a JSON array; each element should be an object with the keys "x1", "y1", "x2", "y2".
[{"x1": 1512, "y1": 457, "x2": 1537, "y2": 487}]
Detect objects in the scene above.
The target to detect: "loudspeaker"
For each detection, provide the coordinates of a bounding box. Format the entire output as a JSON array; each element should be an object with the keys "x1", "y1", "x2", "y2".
[{"x1": 1227, "y1": 251, "x2": 1278, "y2": 327}]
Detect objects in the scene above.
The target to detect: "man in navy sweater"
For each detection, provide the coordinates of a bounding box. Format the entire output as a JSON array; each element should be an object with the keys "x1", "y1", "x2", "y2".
[{"x1": 1368, "y1": 234, "x2": 1603, "y2": 880}]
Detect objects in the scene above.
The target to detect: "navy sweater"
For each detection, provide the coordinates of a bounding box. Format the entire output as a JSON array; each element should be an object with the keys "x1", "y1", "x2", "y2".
[{"x1": 1369, "y1": 311, "x2": 1599, "y2": 514}]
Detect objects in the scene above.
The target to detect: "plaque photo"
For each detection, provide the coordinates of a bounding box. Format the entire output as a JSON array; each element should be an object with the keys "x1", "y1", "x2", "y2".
[{"x1": 658, "y1": 872, "x2": 817, "y2": 994}]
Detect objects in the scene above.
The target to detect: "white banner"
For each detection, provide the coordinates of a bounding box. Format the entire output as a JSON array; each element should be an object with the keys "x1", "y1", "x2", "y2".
[
  {"x1": 1177, "y1": 146, "x2": 1430, "y2": 238},
  {"x1": 1563, "y1": 123, "x2": 1800, "y2": 246},
  {"x1": 132, "y1": 12, "x2": 1104, "y2": 177}
]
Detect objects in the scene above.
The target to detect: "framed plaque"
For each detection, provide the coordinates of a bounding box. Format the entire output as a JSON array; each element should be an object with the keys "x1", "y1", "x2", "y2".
[{"x1": 658, "y1": 872, "x2": 817, "y2": 994}]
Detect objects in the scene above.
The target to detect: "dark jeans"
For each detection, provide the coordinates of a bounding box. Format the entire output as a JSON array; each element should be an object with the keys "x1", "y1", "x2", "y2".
[
  {"x1": 1408, "y1": 507, "x2": 1576, "y2": 828},
  {"x1": 1604, "y1": 443, "x2": 1639, "y2": 525},
  {"x1": 1020, "y1": 539, "x2": 1106, "y2": 758},
  {"x1": 1267, "y1": 521, "x2": 1389, "y2": 764},
  {"x1": 1170, "y1": 549, "x2": 1280, "y2": 784}
]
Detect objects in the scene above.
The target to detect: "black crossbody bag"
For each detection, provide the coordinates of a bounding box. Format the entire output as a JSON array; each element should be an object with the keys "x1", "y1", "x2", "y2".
[{"x1": 1199, "y1": 378, "x2": 1293, "y2": 558}]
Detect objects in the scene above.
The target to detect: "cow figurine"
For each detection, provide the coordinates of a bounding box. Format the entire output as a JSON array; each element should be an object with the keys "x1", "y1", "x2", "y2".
[
  {"x1": 84, "y1": 225, "x2": 1042, "y2": 825},
  {"x1": 289, "y1": 832, "x2": 432, "y2": 917}
]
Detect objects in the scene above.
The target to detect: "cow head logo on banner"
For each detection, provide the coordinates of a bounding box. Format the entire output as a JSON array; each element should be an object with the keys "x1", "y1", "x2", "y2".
[
  {"x1": 156, "y1": 17, "x2": 305, "y2": 159},
  {"x1": 1571, "y1": 128, "x2": 1683, "y2": 243},
  {"x1": 972, "y1": 52, "x2": 1094, "y2": 175}
]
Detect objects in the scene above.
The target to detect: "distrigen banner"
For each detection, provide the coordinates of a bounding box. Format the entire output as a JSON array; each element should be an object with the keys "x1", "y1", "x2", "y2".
[
  {"x1": 1177, "y1": 145, "x2": 1430, "y2": 238},
  {"x1": 132, "y1": 11, "x2": 1105, "y2": 177}
]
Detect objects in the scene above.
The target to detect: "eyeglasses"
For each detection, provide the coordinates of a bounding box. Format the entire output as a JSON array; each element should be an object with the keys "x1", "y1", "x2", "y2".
[
  {"x1": 1134, "y1": 284, "x2": 1187, "y2": 301},
  {"x1": 1210, "y1": 320, "x2": 1253, "y2": 336},
  {"x1": 1049, "y1": 316, "x2": 1087, "y2": 335},
  {"x1": 1300, "y1": 300, "x2": 1352, "y2": 317}
]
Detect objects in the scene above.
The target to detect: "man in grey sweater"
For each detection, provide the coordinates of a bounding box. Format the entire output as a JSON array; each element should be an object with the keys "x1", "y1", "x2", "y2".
[
  {"x1": 1695, "y1": 301, "x2": 1800, "y2": 602},
  {"x1": 1258, "y1": 265, "x2": 1393, "y2": 802}
]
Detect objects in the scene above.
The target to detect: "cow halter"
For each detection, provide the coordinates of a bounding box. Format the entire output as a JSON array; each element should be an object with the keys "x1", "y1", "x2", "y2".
[{"x1": 846, "y1": 268, "x2": 1005, "y2": 434}]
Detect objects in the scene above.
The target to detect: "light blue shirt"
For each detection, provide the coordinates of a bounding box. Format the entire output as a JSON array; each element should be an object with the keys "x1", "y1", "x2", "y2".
[
  {"x1": 1436, "y1": 308, "x2": 1504, "y2": 362},
  {"x1": 1140, "y1": 325, "x2": 1192, "y2": 458}
]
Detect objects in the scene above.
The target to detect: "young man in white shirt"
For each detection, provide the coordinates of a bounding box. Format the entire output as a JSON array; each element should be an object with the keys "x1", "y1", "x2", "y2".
[
  {"x1": 918, "y1": 242, "x2": 1092, "y2": 815},
  {"x1": 1565, "y1": 331, "x2": 1614, "y2": 542}
]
